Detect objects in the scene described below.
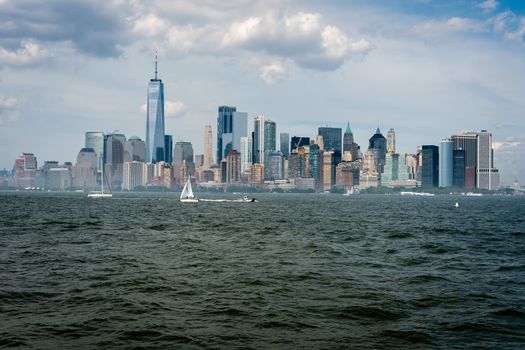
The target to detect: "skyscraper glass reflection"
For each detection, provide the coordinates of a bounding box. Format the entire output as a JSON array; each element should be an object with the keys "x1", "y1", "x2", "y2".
[{"x1": 146, "y1": 55, "x2": 165, "y2": 163}]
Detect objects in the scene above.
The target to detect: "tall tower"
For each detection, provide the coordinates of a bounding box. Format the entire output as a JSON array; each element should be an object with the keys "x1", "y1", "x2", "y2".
[
  {"x1": 217, "y1": 106, "x2": 247, "y2": 163},
  {"x1": 422, "y1": 145, "x2": 439, "y2": 188},
  {"x1": 451, "y1": 132, "x2": 477, "y2": 189},
  {"x1": 387, "y1": 128, "x2": 396, "y2": 153},
  {"x1": 368, "y1": 128, "x2": 387, "y2": 174},
  {"x1": 477, "y1": 130, "x2": 500, "y2": 190},
  {"x1": 146, "y1": 54, "x2": 165, "y2": 163},
  {"x1": 439, "y1": 139, "x2": 453, "y2": 187},
  {"x1": 204, "y1": 125, "x2": 213, "y2": 170},
  {"x1": 280, "y1": 133, "x2": 290, "y2": 158}
]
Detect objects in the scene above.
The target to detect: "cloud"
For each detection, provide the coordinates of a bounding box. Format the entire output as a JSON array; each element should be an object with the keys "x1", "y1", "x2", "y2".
[
  {"x1": 140, "y1": 100, "x2": 185, "y2": 118},
  {"x1": 0, "y1": 94, "x2": 20, "y2": 125},
  {"x1": 477, "y1": 0, "x2": 498, "y2": 12},
  {"x1": 413, "y1": 17, "x2": 483, "y2": 38},
  {"x1": 493, "y1": 141, "x2": 520, "y2": 150},
  {"x1": 259, "y1": 61, "x2": 286, "y2": 84},
  {"x1": 0, "y1": 40, "x2": 51, "y2": 66}
]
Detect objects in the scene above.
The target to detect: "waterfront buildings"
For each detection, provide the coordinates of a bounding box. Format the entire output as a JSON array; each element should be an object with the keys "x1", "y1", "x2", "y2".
[
  {"x1": 280, "y1": 133, "x2": 290, "y2": 158},
  {"x1": 203, "y1": 125, "x2": 213, "y2": 170},
  {"x1": 368, "y1": 128, "x2": 387, "y2": 175},
  {"x1": 145, "y1": 55, "x2": 165, "y2": 163},
  {"x1": 439, "y1": 139, "x2": 453, "y2": 188},
  {"x1": 477, "y1": 130, "x2": 500, "y2": 190},
  {"x1": 451, "y1": 132, "x2": 477, "y2": 189},
  {"x1": 73, "y1": 148, "x2": 97, "y2": 190},
  {"x1": 422, "y1": 145, "x2": 439, "y2": 188},
  {"x1": 217, "y1": 106, "x2": 247, "y2": 163},
  {"x1": 85, "y1": 132, "x2": 104, "y2": 166}
]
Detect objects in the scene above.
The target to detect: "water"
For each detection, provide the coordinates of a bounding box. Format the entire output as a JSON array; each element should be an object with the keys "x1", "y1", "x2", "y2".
[{"x1": 1, "y1": 192, "x2": 524, "y2": 349}]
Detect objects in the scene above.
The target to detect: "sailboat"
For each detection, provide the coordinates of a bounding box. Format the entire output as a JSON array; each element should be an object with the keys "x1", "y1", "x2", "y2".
[
  {"x1": 87, "y1": 160, "x2": 112, "y2": 198},
  {"x1": 180, "y1": 176, "x2": 198, "y2": 203}
]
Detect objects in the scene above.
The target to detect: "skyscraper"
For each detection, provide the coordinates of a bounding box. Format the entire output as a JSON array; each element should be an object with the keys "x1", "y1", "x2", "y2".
[
  {"x1": 421, "y1": 145, "x2": 439, "y2": 188},
  {"x1": 453, "y1": 149, "x2": 466, "y2": 188},
  {"x1": 318, "y1": 127, "x2": 342, "y2": 154},
  {"x1": 343, "y1": 122, "x2": 359, "y2": 161},
  {"x1": 85, "y1": 132, "x2": 104, "y2": 167},
  {"x1": 368, "y1": 128, "x2": 387, "y2": 174},
  {"x1": 240, "y1": 136, "x2": 252, "y2": 174},
  {"x1": 439, "y1": 139, "x2": 453, "y2": 187},
  {"x1": 204, "y1": 125, "x2": 213, "y2": 170},
  {"x1": 451, "y1": 132, "x2": 477, "y2": 189},
  {"x1": 267, "y1": 151, "x2": 284, "y2": 180},
  {"x1": 280, "y1": 133, "x2": 290, "y2": 158},
  {"x1": 217, "y1": 106, "x2": 247, "y2": 163},
  {"x1": 145, "y1": 55, "x2": 165, "y2": 163},
  {"x1": 291, "y1": 136, "x2": 310, "y2": 152},
  {"x1": 105, "y1": 132, "x2": 126, "y2": 183},
  {"x1": 477, "y1": 130, "x2": 500, "y2": 190},
  {"x1": 124, "y1": 136, "x2": 146, "y2": 163},
  {"x1": 226, "y1": 149, "x2": 241, "y2": 184},
  {"x1": 73, "y1": 148, "x2": 97, "y2": 190},
  {"x1": 164, "y1": 135, "x2": 173, "y2": 165},
  {"x1": 387, "y1": 128, "x2": 396, "y2": 153},
  {"x1": 252, "y1": 115, "x2": 276, "y2": 170}
]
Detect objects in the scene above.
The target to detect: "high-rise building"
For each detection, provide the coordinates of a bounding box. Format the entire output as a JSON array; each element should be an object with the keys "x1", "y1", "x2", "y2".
[
  {"x1": 309, "y1": 144, "x2": 322, "y2": 191},
  {"x1": 453, "y1": 149, "x2": 466, "y2": 188},
  {"x1": 322, "y1": 150, "x2": 336, "y2": 192},
  {"x1": 124, "y1": 136, "x2": 146, "y2": 163},
  {"x1": 164, "y1": 135, "x2": 173, "y2": 165},
  {"x1": 226, "y1": 150, "x2": 241, "y2": 184},
  {"x1": 439, "y1": 139, "x2": 453, "y2": 188},
  {"x1": 421, "y1": 145, "x2": 439, "y2": 188},
  {"x1": 14, "y1": 153, "x2": 38, "y2": 188},
  {"x1": 253, "y1": 116, "x2": 276, "y2": 178},
  {"x1": 240, "y1": 136, "x2": 252, "y2": 174},
  {"x1": 267, "y1": 151, "x2": 284, "y2": 180},
  {"x1": 387, "y1": 128, "x2": 396, "y2": 153},
  {"x1": 477, "y1": 130, "x2": 500, "y2": 190},
  {"x1": 343, "y1": 122, "x2": 360, "y2": 161},
  {"x1": 105, "y1": 132, "x2": 126, "y2": 184},
  {"x1": 173, "y1": 141, "x2": 194, "y2": 183},
  {"x1": 318, "y1": 127, "x2": 342, "y2": 154},
  {"x1": 451, "y1": 132, "x2": 477, "y2": 189},
  {"x1": 368, "y1": 128, "x2": 387, "y2": 174},
  {"x1": 291, "y1": 136, "x2": 310, "y2": 152},
  {"x1": 381, "y1": 152, "x2": 398, "y2": 186},
  {"x1": 203, "y1": 125, "x2": 213, "y2": 170},
  {"x1": 145, "y1": 55, "x2": 165, "y2": 163},
  {"x1": 280, "y1": 133, "x2": 290, "y2": 158},
  {"x1": 336, "y1": 161, "x2": 360, "y2": 190},
  {"x1": 217, "y1": 106, "x2": 248, "y2": 163},
  {"x1": 264, "y1": 119, "x2": 276, "y2": 172},
  {"x1": 288, "y1": 153, "x2": 306, "y2": 179},
  {"x1": 73, "y1": 148, "x2": 98, "y2": 190},
  {"x1": 123, "y1": 161, "x2": 146, "y2": 191},
  {"x1": 85, "y1": 131, "x2": 104, "y2": 167}
]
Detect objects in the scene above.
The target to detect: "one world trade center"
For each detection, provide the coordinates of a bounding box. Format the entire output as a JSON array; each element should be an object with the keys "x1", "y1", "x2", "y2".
[{"x1": 146, "y1": 55, "x2": 165, "y2": 163}]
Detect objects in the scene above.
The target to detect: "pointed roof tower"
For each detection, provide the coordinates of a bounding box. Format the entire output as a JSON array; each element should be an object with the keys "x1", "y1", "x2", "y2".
[{"x1": 345, "y1": 122, "x2": 352, "y2": 134}]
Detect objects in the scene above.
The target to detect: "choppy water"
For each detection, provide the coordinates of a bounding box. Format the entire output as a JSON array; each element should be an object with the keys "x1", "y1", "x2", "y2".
[{"x1": 1, "y1": 192, "x2": 524, "y2": 349}]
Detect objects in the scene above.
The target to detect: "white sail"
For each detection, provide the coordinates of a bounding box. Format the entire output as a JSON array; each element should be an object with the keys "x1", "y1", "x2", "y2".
[{"x1": 180, "y1": 176, "x2": 194, "y2": 200}]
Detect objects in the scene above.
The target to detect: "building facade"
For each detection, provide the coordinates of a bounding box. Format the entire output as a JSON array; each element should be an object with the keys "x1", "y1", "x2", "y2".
[{"x1": 145, "y1": 56, "x2": 165, "y2": 163}]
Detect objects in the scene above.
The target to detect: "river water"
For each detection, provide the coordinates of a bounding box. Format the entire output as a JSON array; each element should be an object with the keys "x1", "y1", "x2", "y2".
[{"x1": 1, "y1": 192, "x2": 524, "y2": 349}]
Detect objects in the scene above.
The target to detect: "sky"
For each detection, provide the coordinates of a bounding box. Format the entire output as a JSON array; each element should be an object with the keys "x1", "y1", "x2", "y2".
[{"x1": 1, "y1": 0, "x2": 524, "y2": 185}]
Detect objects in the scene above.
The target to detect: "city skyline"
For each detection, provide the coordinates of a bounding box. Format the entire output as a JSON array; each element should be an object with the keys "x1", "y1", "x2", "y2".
[{"x1": 1, "y1": 1, "x2": 525, "y2": 184}]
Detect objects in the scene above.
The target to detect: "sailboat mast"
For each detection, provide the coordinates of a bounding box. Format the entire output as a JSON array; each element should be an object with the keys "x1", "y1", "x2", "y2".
[{"x1": 101, "y1": 159, "x2": 104, "y2": 194}]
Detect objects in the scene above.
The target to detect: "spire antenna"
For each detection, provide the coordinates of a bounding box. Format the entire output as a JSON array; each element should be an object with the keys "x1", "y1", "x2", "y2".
[{"x1": 154, "y1": 51, "x2": 158, "y2": 80}]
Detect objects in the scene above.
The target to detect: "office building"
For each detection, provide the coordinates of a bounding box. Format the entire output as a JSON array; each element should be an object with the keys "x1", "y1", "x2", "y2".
[
  {"x1": 124, "y1": 136, "x2": 146, "y2": 163},
  {"x1": 253, "y1": 116, "x2": 276, "y2": 177},
  {"x1": 453, "y1": 149, "x2": 466, "y2": 188},
  {"x1": 368, "y1": 128, "x2": 387, "y2": 175},
  {"x1": 226, "y1": 150, "x2": 241, "y2": 183},
  {"x1": 477, "y1": 130, "x2": 500, "y2": 190},
  {"x1": 85, "y1": 131, "x2": 104, "y2": 167},
  {"x1": 322, "y1": 150, "x2": 336, "y2": 192},
  {"x1": 280, "y1": 133, "x2": 290, "y2": 158},
  {"x1": 291, "y1": 136, "x2": 310, "y2": 153},
  {"x1": 105, "y1": 132, "x2": 126, "y2": 183},
  {"x1": 203, "y1": 125, "x2": 213, "y2": 170},
  {"x1": 267, "y1": 151, "x2": 284, "y2": 180},
  {"x1": 73, "y1": 148, "x2": 98, "y2": 190},
  {"x1": 240, "y1": 136, "x2": 252, "y2": 174},
  {"x1": 421, "y1": 145, "x2": 439, "y2": 188},
  {"x1": 343, "y1": 122, "x2": 360, "y2": 161},
  {"x1": 451, "y1": 132, "x2": 477, "y2": 189},
  {"x1": 164, "y1": 135, "x2": 173, "y2": 164},
  {"x1": 123, "y1": 161, "x2": 146, "y2": 191},
  {"x1": 318, "y1": 127, "x2": 342, "y2": 154},
  {"x1": 387, "y1": 128, "x2": 396, "y2": 153},
  {"x1": 217, "y1": 106, "x2": 248, "y2": 162},
  {"x1": 439, "y1": 139, "x2": 453, "y2": 187},
  {"x1": 288, "y1": 153, "x2": 306, "y2": 179},
  {"x1": 145, "y1": 55, "x2": 165, "y2": 163}
]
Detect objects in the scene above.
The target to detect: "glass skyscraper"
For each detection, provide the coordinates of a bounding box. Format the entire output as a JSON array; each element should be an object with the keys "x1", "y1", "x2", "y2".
[
  {"x1": 439, "y1": 139, "x2": 453, "y2": 187},
  {"x1": 422, "y1": 145, "x2": 439, "y2": 188},
  {"x1": 368, "y1": 128, "x2": 387, "y2": 174},
  {"x1": 318, "y1": 127, "x2": 342, "y2": 154},
  {"x1": 85, "y1": 131, "x2": 104, "y2": 167},
  {"x1": 217, "y1": 106, "x2": 248, "y2": 163},
  {"x1": 146, "y1": 56, "x2": 165, "y2": 163},
  {"x1": 280, "y1": 133, "x2": 290, "y2": 158}
]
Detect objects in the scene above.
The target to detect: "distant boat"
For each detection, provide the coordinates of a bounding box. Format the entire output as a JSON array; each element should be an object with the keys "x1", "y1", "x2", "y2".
[
  {"x1": 343, "y1": 186, "x2": 360, "y2": 196},
  {"x1": 454, "y1": 202, "x2": 459, "y2": 208},
  {"x1": 400, "y1": 191, "x2": 434, "y2": 196},
  {"x1": 465, "y1": 192, "x2": 483, "y2": 197},
  {"x1": 180, "y1": 176, "x2": 198, "y2": 203},
  {"x1": 87, "y1": 160, "x2": 112, "y2": 198},
  {"x1": 242, "y1": 195, "x2": 256, "y2": 202}
]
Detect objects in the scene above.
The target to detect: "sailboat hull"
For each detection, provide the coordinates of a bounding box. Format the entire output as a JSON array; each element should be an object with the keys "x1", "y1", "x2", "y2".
[
  {"x1": 87, "y1": 193, "x2": 113, "y2": 198},
  {"x1": 180, "y1": 198, "x2": 198, "y2": 203}
]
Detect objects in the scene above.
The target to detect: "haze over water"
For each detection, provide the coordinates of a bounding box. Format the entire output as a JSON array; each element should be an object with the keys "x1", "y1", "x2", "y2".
[{"x1": 1, "y1": 193, "x2": 524, "y2": 349}]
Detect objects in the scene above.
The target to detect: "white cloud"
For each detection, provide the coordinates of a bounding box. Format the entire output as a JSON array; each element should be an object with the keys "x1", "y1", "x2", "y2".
[
  {"x1": 478, "y1": 0, "x2": 498, "y2": 12},
  {"x1": 259, "y1": 61, "x2": 286, "y2": 84},
  {"x1": 0, "y1": 94, "x2": 20, "y2": 125},
  {"x1": 132, "y1": 13, "x2": 169, "y2": 37},
  {"x1": 140, "y1": 100, "x2": 185, "y2": 118},
  {"x1": 0, "y1": 41, "x2": 50, "y2": 66},
  {"x1": 413, "y1": 17, "x2": 483, "y2": 38}
]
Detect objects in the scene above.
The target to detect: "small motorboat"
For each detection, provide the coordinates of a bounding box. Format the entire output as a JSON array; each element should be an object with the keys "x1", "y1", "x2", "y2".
[{"x1": 243, "y1": 195, "x2": 256, "y2": 202}]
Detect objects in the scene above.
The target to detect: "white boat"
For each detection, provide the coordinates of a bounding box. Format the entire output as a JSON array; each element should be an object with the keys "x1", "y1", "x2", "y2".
[
  {"x1": 343, "y1": 186, "x2": 360, "y2": 196},
  {"x1": 400, "y1": 191, "x2": 434, "y2": 196},
  {"x1": 87, "y1": 161, "x2": 112, "y2": 198},
  {"x1": 180, "y1": 176, "x2": 198, "y2": 203},
  {"x1": 242, "y1": 195, "x2": 256, "y2": 202},
  {"x1": 465, "y1": 192, "x2": 483, "y2": 197}
]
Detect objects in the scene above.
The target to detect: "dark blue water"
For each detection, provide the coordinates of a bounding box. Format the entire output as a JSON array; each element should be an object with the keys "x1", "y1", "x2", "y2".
[{"x1": 1, "y1": 192, "x2": 524, "y2": 349}]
